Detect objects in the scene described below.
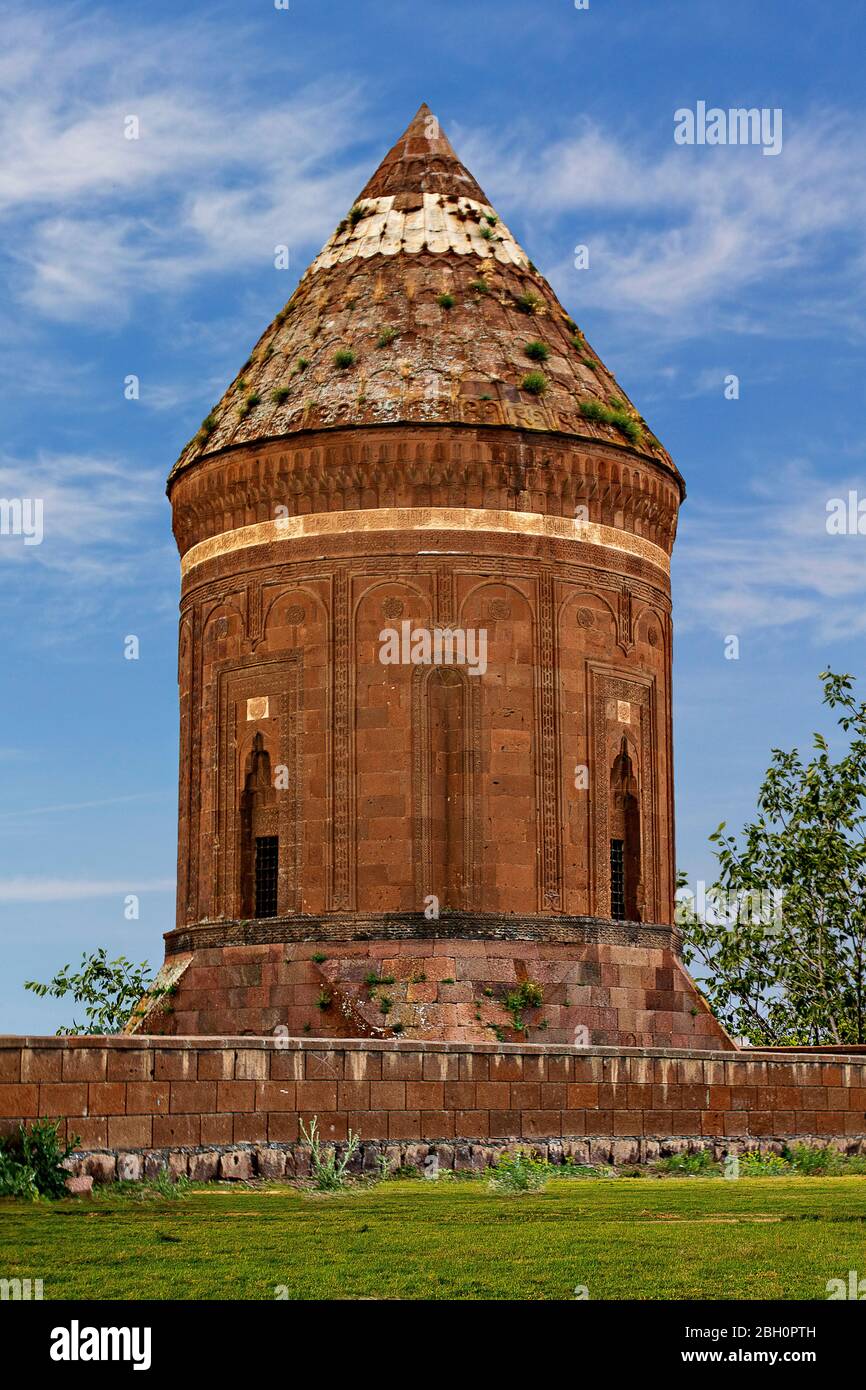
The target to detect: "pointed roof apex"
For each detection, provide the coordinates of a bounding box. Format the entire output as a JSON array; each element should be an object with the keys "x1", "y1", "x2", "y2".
[{"x1": 357, "y1": 103, "x2": 488, "y2": 202}]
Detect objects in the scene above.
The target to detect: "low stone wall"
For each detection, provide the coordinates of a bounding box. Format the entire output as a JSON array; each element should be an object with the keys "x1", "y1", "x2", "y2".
[{"x1": 2, "y1": 1036, "x2": 865, "y2": 1180}]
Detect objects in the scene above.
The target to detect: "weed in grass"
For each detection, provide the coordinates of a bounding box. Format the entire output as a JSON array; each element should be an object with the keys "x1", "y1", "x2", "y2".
[
  {"x1": 300, "y1": 1116, "x2": 360, "y2": 1192},
  {"x1": 488, "y1": 1151, "x2": 549, "y2": 1193},
  {"x1": 653, "y1": 1150, "x2": 719, "y2": 1177},
  {"x1": 738, "y1": 1151, "x2": 790, "y2": 1177}
]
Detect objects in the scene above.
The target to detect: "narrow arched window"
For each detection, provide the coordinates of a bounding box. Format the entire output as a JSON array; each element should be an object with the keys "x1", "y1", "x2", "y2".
[
  {"x1": 240, "y1": 732, "x2": 278, "y2": 918},
  {"x1": 609, "y1": 736, "x2": 641, "y2": 921}
]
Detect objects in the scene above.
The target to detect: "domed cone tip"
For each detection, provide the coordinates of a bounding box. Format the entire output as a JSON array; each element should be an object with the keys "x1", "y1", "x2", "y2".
[{"x1": 357, "y1": 102, "x2": 489, "y2": 202}]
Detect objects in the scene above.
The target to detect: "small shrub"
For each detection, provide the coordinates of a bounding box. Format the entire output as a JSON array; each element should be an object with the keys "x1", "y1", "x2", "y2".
[
  {"x1": 316, "y1": 989, "x2": 333, "y2": 1011},
  {"x1": 333, "y1": 349, "x2": 356, "y2": 369},
  {"x1": 0, "y1": 1149, "x2": 40, "y2": 1200},
  {"x1": 271, "y1": 387, "x2": 290, "y2": 405},
  {"x1": 488, "y1": 1150, "x2": 549, "y2": 1193},
  {"x1": 376, "y1": 326, "x2": 398, "y2": 348},
  {"x1": 437, "y1": 293, "x2": 455, "y2": 310},
  {"x1": 485, "y1": 213, "x2": 498, "y2": 226},
  {"x1": 300, "y1": 1116, "x2": 360, "y2": 1191},
  {"x1": 503, "y1": 980, "x2": 543, "y2": 1030},
  {"x1": 521, "y1": 372, "x2": 547, "y2": 396},
  {"x1": 524, "y1": 340, "x2": 550, "y2": 362},
  {"x1": 379, "y1": 996, "x2": 393, "y2": 1015},
  {"x1": 469, "y1": 279, "x2": 490, "y2": 294},
  {"x1": 515, "y1": 291, "x2": 542, "y2": 315},
  {"x1": 653, "y1": 1149, "x2": 717, "y2": 1176},
  {"x1": 0, "y1": 1120, "x2": 79, "y2": 1199},
  {"x1": 348, "y1": 204, "x2": 367, "y2": 228},
  {"x1": 311, "y1": 952, "x2": 327, "y2": 964},
  {"x1": 479, "y1": 226, "x2": 494, "y2": 240},
  {"x1": 609, "y1": 410, "x2": 642, "y2": 444},
  {"x1": 196, "y1": 413, "x2": 216, "y2": 443},
  {"x1": 738, "y1": 1150, "x2": 789, "y2": 1177},
  {"x1": 296, "y1": 357, "x2": 310, "y2": 371},
  {"x1": 579, "y1": 399, "x2": 643, "y2": 445}
]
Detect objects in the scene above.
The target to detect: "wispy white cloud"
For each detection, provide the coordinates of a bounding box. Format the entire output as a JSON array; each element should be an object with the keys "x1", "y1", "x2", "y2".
[
  {"x1": 0, "y1": 878, "x2": 175, "y2": 903},
  {"x1": 462, "y1": 111, "x2": 866, "y2": 338},
  {"x1": 674, "y1": 462, "x2": 866, "y2": 639},
  {"x1": 0, "y1": 9, "x2": 368, "y2": 323},
  {"x1": 0, "y1": 792, "x2": 168, "y2": 821}
]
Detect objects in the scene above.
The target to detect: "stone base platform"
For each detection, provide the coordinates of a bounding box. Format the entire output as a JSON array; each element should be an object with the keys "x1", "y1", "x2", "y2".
[{"x1": 149, "y1": 915, "x2": 733, "y2": 1047}]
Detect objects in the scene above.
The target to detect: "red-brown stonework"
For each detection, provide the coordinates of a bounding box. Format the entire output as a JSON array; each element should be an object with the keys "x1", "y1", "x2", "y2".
[
  {"x1": 2, "y1": 1039, "x2": 865, "y2": 1179},
  {"x1": 153, "y1": 105, "x2": 713, "y2": 1044}
]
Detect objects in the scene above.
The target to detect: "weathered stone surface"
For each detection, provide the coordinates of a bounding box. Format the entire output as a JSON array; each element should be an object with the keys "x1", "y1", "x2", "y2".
[
  {"x1": 611, "y1": 1138, "x2": 640, "y2": 1167},
  {"x1": 219, "y1": 1149, "x2": 253, "y2": 1181},
  {"x1": 189, "y1": 1151, "x2": 220, "y2": 1182},
  {"x1": 82, "y1": 1153, "x2": 116, "y2": 1184},
  {"x1": 65, "y1": 1175, "x2": 94, "y2": 1196},
  {"x1": 117, "y1": 1152, "x2": 143, "y2": 1183},
  {"x1": 167, "y1": 1152, "x2": 190, "y2": 1179},
  {"x1": 143, "y1": 1150, "x2": 167, "y2": 1180},
  {"x1": 403, "y1": 1143, "x2": 430, "y2": 1170},
  {"x1": 254, "y1": 1146, "x2": 287, "y2": 1180}
]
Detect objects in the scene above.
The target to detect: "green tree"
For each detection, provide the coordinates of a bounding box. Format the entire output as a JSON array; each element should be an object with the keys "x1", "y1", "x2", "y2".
[
  {"x1": 679, "y1": 671, "x2": 866, "y2": 1046},
  {"x1": 25, "y1": 948, "x2": 166, "y2": 1035}
]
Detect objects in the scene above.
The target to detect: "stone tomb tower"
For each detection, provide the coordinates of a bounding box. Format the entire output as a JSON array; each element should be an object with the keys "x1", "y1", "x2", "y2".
[{"x1": 155, "y1": 105, "x2": 729, "y2": 1048}]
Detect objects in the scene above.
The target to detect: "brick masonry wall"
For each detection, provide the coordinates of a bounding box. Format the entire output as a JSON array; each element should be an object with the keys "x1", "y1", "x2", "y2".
[
  {"x1": 2, "y1": 1037, "x2": 865, "y2": 1181},
  {"x1": 148, "y1": 937, "x2": 733, "y2": 1049}
]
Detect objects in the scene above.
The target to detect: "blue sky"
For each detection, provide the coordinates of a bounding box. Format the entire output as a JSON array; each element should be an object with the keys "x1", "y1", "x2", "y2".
[{"x1": 2, "y1": 0, "x2": 865, "y2": 1032}]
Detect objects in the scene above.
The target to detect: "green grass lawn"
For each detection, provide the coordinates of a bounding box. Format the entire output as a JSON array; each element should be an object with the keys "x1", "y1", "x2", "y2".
[{"x1": 2, "y1": 1176, "x2": 864, "y2": 1300}]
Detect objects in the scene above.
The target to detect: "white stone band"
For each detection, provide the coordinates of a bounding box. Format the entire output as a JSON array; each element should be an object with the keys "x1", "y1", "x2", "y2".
[
  {"x1": 308, "y1": 193, "x2": 528, "y2": 274},
  {"x1": 180, "y1": 507, "x2": 670, "y2": 577}
]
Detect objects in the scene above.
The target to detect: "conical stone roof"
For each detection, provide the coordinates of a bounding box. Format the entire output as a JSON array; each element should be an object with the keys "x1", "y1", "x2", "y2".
[{"x1": 171, "y1": 104, "x2": 679, "y2": 486}]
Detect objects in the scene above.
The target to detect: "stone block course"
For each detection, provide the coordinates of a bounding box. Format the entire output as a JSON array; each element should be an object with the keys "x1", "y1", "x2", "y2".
[{"x1": 0, "y1": 1037, "x2": 862, "y2": 1179}]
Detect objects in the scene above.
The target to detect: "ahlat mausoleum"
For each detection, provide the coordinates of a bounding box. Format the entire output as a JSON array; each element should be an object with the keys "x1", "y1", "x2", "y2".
[{"x1": 152, "y1": 105, "x2": 729, "y2": 1048}]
